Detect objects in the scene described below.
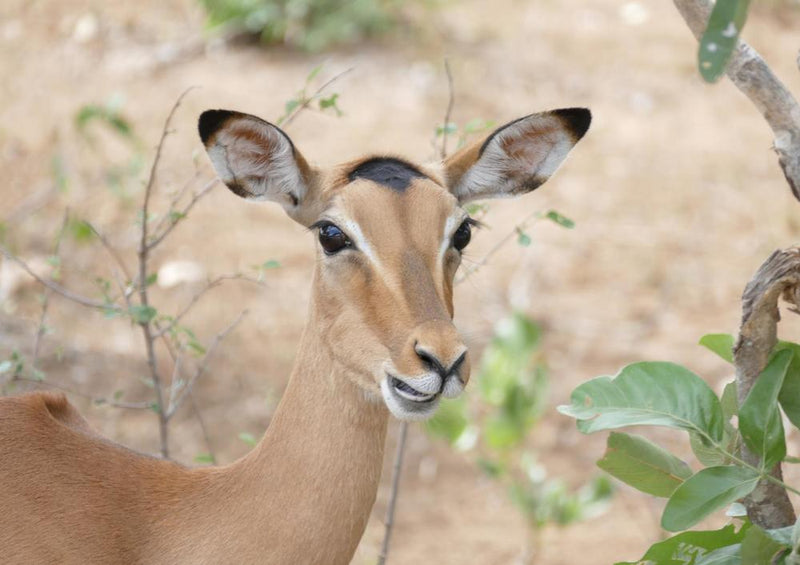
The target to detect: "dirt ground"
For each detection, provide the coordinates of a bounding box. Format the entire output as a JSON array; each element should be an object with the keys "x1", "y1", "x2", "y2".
[{"x1": 2, "y1": 0, "x2": 800, "y2": 563}]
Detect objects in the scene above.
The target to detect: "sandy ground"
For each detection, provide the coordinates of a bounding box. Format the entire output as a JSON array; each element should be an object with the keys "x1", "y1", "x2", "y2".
[{"x1": 2, "y1": 0, "x2": 800, "y2": 563}]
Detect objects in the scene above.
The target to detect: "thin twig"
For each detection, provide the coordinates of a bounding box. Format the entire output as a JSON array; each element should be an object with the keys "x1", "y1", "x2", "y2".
[
  {"x1": 166, "y1": 310, "x2": 247, "y2": 420},
  {"x1": 153, "y1": 274, "x2": 264, "y2": 339},
  {"x1": 0, "y1": 245, "x2": 122, "y2": 312},
  {"x1": 440, "y1": 59, "x2": 455, "y2": 160},
  {"x1": 189, "y1": 392, "x2": 216, "y2": 464},
  {"x1": 87, "y1": 222, "x2": 132, "y2": 282},
  {"x1": 31, "y1": 212, "x2": 70, "y2": 374},
  {"x1": 456, "y1": 209, "x2": 542, "y2": 284},
  {"x1": 377, "y1": 422, "x2": 409, "y2": 565},
  {"x1": 146, "y1": 178, "x2": 218, "y2": 251},
  {"x1": 13, "y1": 376, "x2": 152, "y2": 410},
  {"x1": 137, "y1": 87, "x2": 196, "y2": 459},
  {"x1": 279, "y1": 67, "x2": 354, "y2": 129}
]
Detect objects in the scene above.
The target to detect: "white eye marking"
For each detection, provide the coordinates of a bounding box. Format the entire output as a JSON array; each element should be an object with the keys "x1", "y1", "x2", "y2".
[{"x1": 438, "y1": 214, "x2": 465, "y2": 263}]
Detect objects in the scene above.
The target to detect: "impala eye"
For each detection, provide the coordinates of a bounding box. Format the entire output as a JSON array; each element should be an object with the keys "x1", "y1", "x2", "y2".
[
  {"x1": 317, "y1": 223, "x2": 351, "y2": 254},
  {"x1": 453, "y1": 220, "x2": 472, "y2": 252}
]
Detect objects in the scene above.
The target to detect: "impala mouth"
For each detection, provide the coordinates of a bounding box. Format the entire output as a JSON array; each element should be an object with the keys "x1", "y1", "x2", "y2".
[
  {"x1": 381, "y1": 374, "x2": 441, "y2": 421},
  {"x1": 390, "y1": 376, "x2": 437, "y2": 403}
]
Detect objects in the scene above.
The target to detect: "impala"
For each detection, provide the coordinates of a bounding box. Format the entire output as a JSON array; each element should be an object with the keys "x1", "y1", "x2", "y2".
[{"x1": 0, "y1": 106, "x2": 590, "y2": 564}]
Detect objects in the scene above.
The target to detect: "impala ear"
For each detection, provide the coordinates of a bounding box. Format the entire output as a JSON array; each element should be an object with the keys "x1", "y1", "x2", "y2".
[
  {"x1": 443, "y1": 108, "x2": 591, "y2": 203},
  {"x1": 198, "y1": 109, "x2": 322, "y2": 225}
]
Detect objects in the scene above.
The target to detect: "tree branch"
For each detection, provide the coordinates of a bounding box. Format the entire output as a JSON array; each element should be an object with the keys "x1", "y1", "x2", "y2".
[
  {"x1": 377, "y1": 421, "x2": 409, "y2": 565},
  {"x1": 137, "y1": 87, "x2": 196, "y2": 458},
  {"x1": 439, "y1": 59, "x2": 455, "y2": 160},
  {"x1": 733, "y1": 246, "x2": 800, "y2": 529},
  {"x1": 165, "y1": 310, "x2": 247, "y2": 420},
  {"x1": 673, "y1": 0, "x2": 800, "y2": 201},
  {"x1": 0, "y1": 245, "x2": 122, "y2": 312}
]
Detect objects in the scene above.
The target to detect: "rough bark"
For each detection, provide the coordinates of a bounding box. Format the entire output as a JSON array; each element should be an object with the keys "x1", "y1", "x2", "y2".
[
  {"x1": 673, "y1": 0, "x2": 800, "y2": 202},
  {"x1": 733, "y1": 247, "x2": 800, "y2": 529}
]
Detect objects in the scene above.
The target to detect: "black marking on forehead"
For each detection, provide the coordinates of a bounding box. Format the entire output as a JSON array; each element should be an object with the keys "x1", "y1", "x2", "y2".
[{"x1": 347, "y1": 158, "x2": 427, "y2": 192}]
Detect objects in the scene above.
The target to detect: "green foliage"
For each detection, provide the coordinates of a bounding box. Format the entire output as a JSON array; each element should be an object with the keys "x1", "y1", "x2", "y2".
[
  {"x1": 427, "y1": 312, "x2": 612, "y2": 541},
  {"x1": 739, "y1": 350, "x2": 791, "y2": 469},
  {"x1": 543, "y1": 210, "x2": 575, "y2": 229},
  {"x1": 615, "y1": 523, "x2": 750, "y2": 565},
  {"x1": 662, "y1": 466, "x2": 759, "y2": 532},
  {"x1": 561, "y1": 336, "x2": 800, "y2": 561},
  {"x1": 698, "y1": 0, "x2": 751, "y2": 83},
  {"x1": 699, "y1": 333, "x2": 735, "y2": 363},
  {"x1": 238, "y1": 431, "x2": 259, "y2": 447},
  {"x1": 558, "y1": 361, "x2": 724, "y2": 441},
  {"x1": 598, "y1": 432, "x2": 692, "y2": 498},
  {"x1": 198, "y1": 0, "x2": 410, "y2": 51}
]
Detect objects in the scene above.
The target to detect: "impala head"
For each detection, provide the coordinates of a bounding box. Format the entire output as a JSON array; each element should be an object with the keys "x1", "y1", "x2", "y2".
[{"x1": 199, "y1": 107, "x2": 590, "y2": 421}]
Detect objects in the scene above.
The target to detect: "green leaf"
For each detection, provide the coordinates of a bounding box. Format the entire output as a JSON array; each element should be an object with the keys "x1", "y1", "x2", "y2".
[
  {"x1": 436, "y1": 122, "x2": 458, "y2": 136},
  {"x1": 260, "y1": 259, "x2": 281, "y2": 270},
  {"x1": 426, "y1": 397, "x2": 468, "y2": 445},
  {"x1": 477, "y1": 457, "x2": 504, "y2": 478},
  {"x1": 690, "y1": 431, "x2": 728, "y2": 466},
  {"x1": 662, "y1": 466, "x2": 759, "y2": 532},
  {"x1": 558, "y1": 361, "x2": 725, "y2": 443},
  {"x1": 168, "y1": 211, "x2": 186, "y2": 223},
  {"x1": 694, "y1": 544, "x2": 742, "y2": 565},
  {"x1": 615, "y1": 523, "x2": 749, "y2": 565},
  {"x1": 699, "y1": 333, "x2": 734, "y2": 363},
  {"x1": 284, "y1": 99, "x2": 300, "y2": 115},
  {"x1": 741, "y1": 524, "x2": 790, "y2": 565},
  {"x1": 69, "y1": 219, "x2": 94, "y2": 242},
  {"x1": 194, "y1": 453, "x2": 216, "y2": 464},
  {"x1": 776, "y1": 341, "x2": 800, "y2": 428},
  {"x1": 306, "y1": 63, "x2": 324, "y2": 84},
  {"x1": 739, "y1": 349, "x2": 791, "y2": 469},
  {"x1": 145, "y1": 273, "x2": 158, "y2": 287},
  {"x1": 0, "y1": 360, "x2": 12, "y2": 374},
  {"x1": 720, "y1": 381, "x2": 738, "y2": 419},
  {"x1": 516, "y1": 229, "x2": 531, "y2": 247},
  {"x1": 318, "y1": 93, "x2": 342, "y2": 116},
  {"x1": 238, "y1": 432, "x2": 258, "y2": 447},
  {"x1": 597, "y1": 432, "x2": 692, "y2": 497},
  {"x1": 113, "y1": 390, "x2": 124, "y2": 401},
  {"x1": 698, "y1": 0, "x2": 751, "y2": 83},
  {"x1": 128, "y1": 305, "x2": 157, "y2": 324},
  {"x1": 544, "y1": 210, "x2": 575, "y2": 229}
]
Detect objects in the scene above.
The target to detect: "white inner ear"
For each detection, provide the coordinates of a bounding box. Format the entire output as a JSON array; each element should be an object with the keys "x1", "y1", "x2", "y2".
[
  {"x1": 208, "y1": 120, "x2": 306, "y2": 206},
  {"x1": 455, "y1": 114, "x2": 576, "y2": 201}
]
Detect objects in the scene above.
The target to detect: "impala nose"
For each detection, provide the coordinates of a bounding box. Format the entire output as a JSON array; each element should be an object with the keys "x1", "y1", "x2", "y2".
[{"x1": 407, "y1": 320, "x2": 470, "y2": 397}]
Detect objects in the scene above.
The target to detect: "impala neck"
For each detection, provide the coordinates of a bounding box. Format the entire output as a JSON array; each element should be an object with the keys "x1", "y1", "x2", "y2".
[{"x1": 225, "y1": 306, "x2": 389, "y2": 564}]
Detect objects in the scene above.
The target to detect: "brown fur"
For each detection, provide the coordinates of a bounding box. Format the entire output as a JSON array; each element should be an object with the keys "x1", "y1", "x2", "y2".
[{"x1": 0, "y1": 107, "x2": 589, "y2": 564}]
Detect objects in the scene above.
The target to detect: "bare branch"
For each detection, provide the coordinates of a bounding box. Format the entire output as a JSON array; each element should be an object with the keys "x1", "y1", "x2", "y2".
[
  {"x1": 733, "y1": 246, "x2": 800, "y2": 529},
  {"x1": 137, "y1": 88, "x2": 196, "y2": 459},
  {"x1": 377, "y1": 422, "x2": 409, "y2": 565},
  {"x1": 31, "y1": 212, "x2": 70, "y2": 373},
  {"x1": 146, "y1": 178, "x2": 219, "y2": 251},
  {"x1": 673, "y1": 0, "x2": 800, "y2": 201},
  {"x1": 279, "y1": 67, "x2": 354, "y2": 129},
  {"x1": 456, "y1": 209, "x2": 542, "y2": 284},
  {"x1": 440, "y1": 59, "x2": 455, "y2": 160},
  {"x1": 153, "y1": 274, "x2": 264, "y2": 339},
  {"x1": 87, "y1": 222, "x2": 132, "y2": 283},
  {"x1": 0, "y1": 245, "x2": 122, "y2": 312},
  {"x1": 13, "y1": 377, "x2": 151, "y2": 411},
  {"x1": 166, "y1": 310, "x2": 247, "y2": 420}
]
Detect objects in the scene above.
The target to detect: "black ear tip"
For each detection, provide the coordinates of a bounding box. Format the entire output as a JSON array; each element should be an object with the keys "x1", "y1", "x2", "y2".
[
  {"x1": 555, "y1": 108, "x2": 592, "y2": 141},
  {"x1": 198, "y1": 109, "x2": 235, "y2": 145}
]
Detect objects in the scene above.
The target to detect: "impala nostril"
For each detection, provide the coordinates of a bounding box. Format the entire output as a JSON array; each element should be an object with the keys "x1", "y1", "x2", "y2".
[{"x1": 414, "y1": 346, "x2": 447, "y2": 378}]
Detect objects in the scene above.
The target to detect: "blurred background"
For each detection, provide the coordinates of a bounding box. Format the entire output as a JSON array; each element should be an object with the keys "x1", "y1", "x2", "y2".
[{"x1": 2, "y1": 0, "x2": 800, "y2": 563}]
